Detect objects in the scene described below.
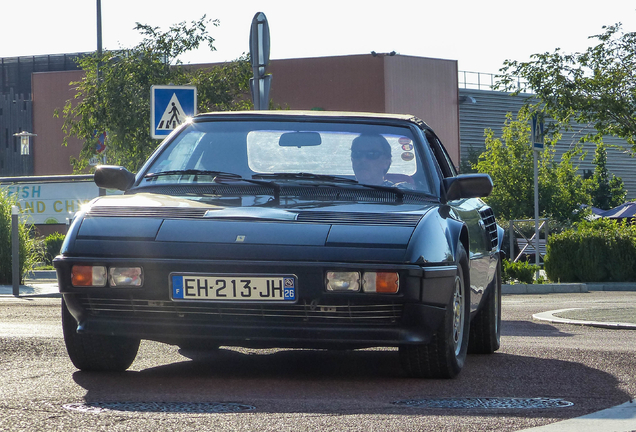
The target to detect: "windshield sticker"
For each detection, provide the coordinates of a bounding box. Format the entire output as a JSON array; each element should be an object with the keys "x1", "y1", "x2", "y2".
[{"x1": 401, "y1": 152, "x2": 415, "y2": 162}]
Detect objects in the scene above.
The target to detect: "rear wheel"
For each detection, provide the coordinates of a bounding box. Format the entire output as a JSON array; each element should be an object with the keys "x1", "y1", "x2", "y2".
[
  {"x1": 62, "y1": 299, "x2": 140, "y2": 372},
  {"x1": 468, "y1": 260, "x2": 501, "y2": 354},
  {"x1": 399, "y1": 245, "x2": 470, "y2": 379}
]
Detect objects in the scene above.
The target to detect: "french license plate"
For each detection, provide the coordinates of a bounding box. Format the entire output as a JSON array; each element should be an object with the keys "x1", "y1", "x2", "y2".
[{"x1": 171, "y1": 274, "x2": 296, "y2": 302}]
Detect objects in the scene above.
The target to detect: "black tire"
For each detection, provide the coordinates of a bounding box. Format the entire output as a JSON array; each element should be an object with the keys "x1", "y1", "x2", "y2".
[
  {"x1": 468, "y1": 259, "x2": 502, "y2": 354},
  {"x1": 62, "y1": 299, "x2": 140, "y2": 372},
  {"x1": 399, "y1": 244, "x2": 470, "y2": 379}
]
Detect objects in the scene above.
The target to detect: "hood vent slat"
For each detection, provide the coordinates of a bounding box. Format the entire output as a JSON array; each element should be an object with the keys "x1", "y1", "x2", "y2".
[{"x1": 87, "y1": 207, "x2": 423, "y2": 227}]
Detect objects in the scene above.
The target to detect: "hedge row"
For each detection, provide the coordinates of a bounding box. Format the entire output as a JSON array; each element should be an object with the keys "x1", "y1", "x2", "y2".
[
  {"x1": 0, "y1": 190, "x2": 40, "y2": 284},
  {"x1": 544, "y1": 219, "x2": 636, "y2": 282},
  {"x1": 43, "y1": 232, "x2": 65, "y2": 265}
]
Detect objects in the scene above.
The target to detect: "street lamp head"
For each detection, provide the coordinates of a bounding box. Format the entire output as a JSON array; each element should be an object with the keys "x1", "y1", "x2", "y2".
[{"x1": 13, "y1": 131, "x2": 37, "y2": 155}]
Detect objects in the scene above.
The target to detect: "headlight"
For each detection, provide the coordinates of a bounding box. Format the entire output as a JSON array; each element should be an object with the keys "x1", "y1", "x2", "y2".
[
  {"x1": 109, "y1": 267, "x2": 143, "y2": 287},
  {"x1": 325, "y1": 271, "x2": 360, "y2": 292},
  {"x1": 71, "y1": 265, "x2": 107, "y2": 287},
  {"x1": 362, "y1": 272, "x2": 399, "y2": 293}
]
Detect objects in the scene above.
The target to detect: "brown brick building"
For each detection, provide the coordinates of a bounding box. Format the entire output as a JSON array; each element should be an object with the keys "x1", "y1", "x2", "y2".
[{"x1": 29, "y1": 53, "x2": 460, "y2": 175}]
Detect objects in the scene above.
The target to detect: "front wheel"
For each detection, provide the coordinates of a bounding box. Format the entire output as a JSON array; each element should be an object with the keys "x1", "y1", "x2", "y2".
[
  {"x1": 468, "y1": 260, "x2": 502, "y2": 354},
  {"x1": 399, "y1": 245, "x2": 470, "y2": 379},
  {"x1": 62, "y1": 299, "x2": 140, "y2": 372}
]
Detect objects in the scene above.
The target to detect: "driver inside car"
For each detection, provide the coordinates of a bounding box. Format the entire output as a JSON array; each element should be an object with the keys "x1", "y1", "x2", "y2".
[{"x1": 350, "y1": 134, "x2": 393, "y2": 186}]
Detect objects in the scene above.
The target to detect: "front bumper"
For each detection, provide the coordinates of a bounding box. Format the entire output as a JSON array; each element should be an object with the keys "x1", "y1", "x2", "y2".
[{"x1": 55, "y1": 257, "x2": 456, "y2": 348}]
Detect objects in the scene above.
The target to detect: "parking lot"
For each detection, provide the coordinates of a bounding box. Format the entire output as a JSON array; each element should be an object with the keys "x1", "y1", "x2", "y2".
[{"x1": 0, "y1": 291, "x2": 634, "y2": 431}]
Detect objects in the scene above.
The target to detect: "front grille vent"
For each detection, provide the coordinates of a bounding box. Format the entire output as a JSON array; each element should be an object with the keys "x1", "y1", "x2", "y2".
[
  {"x1": 479, "y1": 207, "x2": 498, "y2": 249},
  {"x1": 79, "y1": 297, "x2": 403, "y2": 325}
]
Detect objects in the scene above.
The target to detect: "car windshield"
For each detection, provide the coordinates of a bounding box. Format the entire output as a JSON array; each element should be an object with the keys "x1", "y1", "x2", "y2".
[{"x1": 140, "y1": 119, "x2": 432, "y2": 194}]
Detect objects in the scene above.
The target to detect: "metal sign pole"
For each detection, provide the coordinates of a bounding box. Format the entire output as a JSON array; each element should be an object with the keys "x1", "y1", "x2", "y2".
[
  {"x1": 11, "y1": 206, "x2": 20, "y2": 297},
  {"x1": 249, "y1": 12, "x2": 271, "y2": 110},
  {"x1": 533, "y1": 149, "x2": 540, "y2": 279},
  {"x1": 531, "y1": 114, "x2": 544, "y2": 281}
]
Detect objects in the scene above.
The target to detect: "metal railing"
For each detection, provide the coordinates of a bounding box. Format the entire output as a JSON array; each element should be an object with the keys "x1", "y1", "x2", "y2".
[
  {"x1": 509, "y1": 219, "x2": 549, "y2": 263},
  {"x1": 458, "y1": 70, "x2": 530, "y2": 92}
]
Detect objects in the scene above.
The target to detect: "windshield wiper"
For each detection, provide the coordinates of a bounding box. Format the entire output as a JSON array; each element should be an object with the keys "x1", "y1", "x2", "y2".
[
  {"x1": 252, "y1": 172, "x2": 359, "y2": 184},
  {"x1": 143, "y1": 169, "x2": 282, "y2": 204},
  {"x1": 144, "y1": 169, "x2": 243, "y2": 180}
]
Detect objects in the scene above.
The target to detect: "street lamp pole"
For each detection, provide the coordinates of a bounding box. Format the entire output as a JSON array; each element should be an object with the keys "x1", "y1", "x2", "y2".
[
  {"x1": 96, "y1": 0, "x2": 102, "y2": 81},
  {"x1": 97, "y1": 0, "x2": 102, "y2": 56}
]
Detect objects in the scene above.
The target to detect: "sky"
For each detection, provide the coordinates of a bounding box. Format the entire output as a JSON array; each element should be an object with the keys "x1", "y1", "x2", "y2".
[{"x1": 2, "y1": 1, "x2": 636, "y2": 75}]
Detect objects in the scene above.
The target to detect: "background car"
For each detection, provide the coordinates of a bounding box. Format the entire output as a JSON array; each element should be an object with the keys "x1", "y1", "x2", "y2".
[{"x1": 55, "y1": 111, "x2": 503, "y2": 379}]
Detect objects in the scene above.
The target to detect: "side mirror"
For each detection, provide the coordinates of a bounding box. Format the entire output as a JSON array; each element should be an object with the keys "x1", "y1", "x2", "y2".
[
  {"x1": 94, "y1": 165, "x2": 136, "y2": 191},
  {"x1": 443, "y1": 174, "x2": 493, "y2": 201}
]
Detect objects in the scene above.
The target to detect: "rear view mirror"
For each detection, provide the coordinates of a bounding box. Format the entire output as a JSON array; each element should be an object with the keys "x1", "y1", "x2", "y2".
[{"x1": 279, "y1": 132, "x2": 322, "y2": 147}]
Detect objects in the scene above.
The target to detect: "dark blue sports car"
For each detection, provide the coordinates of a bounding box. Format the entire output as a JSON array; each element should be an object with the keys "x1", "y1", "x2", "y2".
[{"x1": 54, "y1": 111, "x2": 502, "y2": 378}]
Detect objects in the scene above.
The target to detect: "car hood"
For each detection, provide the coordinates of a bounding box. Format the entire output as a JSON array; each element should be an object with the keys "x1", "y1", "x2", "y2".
[{"x1": 70, "y1": 193, "x2": 438, "y2": 262}]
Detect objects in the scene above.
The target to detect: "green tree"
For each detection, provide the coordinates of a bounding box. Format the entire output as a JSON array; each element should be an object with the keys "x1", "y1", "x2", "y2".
[
  {"x1": 586, "y1": 140, "x2": 626, "y2": 210},
  {"x1": 497, "y1": 23, "x2": 636, "y2": 149},
  {"x1": 59, "y1": 16, "x2": 252, "y2": 173},
  {"x1": 475, "y1": 111, "x2": 590, "y2": 223}
]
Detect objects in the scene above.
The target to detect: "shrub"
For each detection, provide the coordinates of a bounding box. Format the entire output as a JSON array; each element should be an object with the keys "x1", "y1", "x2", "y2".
[
  {"x1": 545, "y1": 218, "x2": 636, "y2": 282},
  {"x1": 0, "y1": 190, "x2": 41, "y2": 284},
  {"x1": 502, "y1": 259, "x2": 539, "y2": 284},
  {"x1": 44, "y1": 232, "x2": 66, "y2": 265}
]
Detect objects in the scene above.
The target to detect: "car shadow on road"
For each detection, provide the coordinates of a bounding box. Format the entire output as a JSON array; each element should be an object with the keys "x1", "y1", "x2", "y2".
[
  {"x1": 502, "y1": 320, "x2": 575, "y2": 337},
  {"x1": 71, "y1": 346, "x2": 631, "y2": 418}
]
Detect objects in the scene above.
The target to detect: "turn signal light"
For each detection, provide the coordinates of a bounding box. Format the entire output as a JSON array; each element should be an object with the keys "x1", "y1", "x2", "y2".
[
  {"x1": 71, "y1": 265, "x2": 107, "y2": 287},
  {"x1": 362, "y1": 272, "x2": 399, "y2": 293}
]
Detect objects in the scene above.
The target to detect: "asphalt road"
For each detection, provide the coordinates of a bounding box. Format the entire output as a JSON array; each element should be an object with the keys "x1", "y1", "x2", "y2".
[{"x1": 0, "y1": 292, "x2": 635, "y2": 431}]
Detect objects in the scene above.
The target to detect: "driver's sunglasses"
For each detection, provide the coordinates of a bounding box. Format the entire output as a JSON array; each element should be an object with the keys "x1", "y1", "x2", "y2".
[{"x1": 351, "y1": 150, "x2": 387, "y2": 160}]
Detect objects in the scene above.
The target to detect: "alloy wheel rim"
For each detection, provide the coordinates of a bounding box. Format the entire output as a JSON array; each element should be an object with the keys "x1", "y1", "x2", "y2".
[{"x1": 452, "y1": 275, "x2": 464, "y2": 356}]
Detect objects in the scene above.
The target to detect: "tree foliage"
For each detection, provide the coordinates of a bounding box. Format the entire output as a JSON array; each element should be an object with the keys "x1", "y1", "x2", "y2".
[
  {"x1": 475, "y1": 111, "x2": 591, "y2": 224},
  {"x1": 586, "y1": 141, "x2": 626, "y2": 210},
  {"x1": 496, "y1": 23, "x2": 636, "y2": 148},
  {"x1": 59, "y1": 16, "x2": 252, "y2": 173}
]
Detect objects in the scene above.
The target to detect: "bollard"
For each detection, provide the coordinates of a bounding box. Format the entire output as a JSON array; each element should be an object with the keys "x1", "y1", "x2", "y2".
[{"x1": 11, "y1": 206, "x2": 20, "y2": 297}]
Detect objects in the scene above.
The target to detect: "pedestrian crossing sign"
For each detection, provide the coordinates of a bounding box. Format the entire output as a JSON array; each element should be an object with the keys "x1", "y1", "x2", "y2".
[
  {"x1": 531, "y1": 113, "x2": 544, "y2": 150},
  {"x1": 150, "y1": 85, "x2": 197, "y2": 139}
]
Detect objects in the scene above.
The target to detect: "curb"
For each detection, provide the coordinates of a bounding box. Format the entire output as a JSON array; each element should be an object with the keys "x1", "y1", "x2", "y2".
[
  {"x1": 503, "y1": 284, "x2": 587, "y2": 294},
  {"x1": 533, "y1": 308, "x2": 636, "y2": 330},
  {"x1": 24, "y1": 270, "x2": 57, "y2": 280},
  {"x1": 503, "y1": 282, "x2": 636, "y2": 294}
]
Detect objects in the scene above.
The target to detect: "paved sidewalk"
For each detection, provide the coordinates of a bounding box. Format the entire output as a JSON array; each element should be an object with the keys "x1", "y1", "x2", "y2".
[
  {"x1": 0, "y1": 270, "x2": 59, "y2": 298},
  {"x1": 518, "y1": 399, "x2": 636, "y2": 432}
]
